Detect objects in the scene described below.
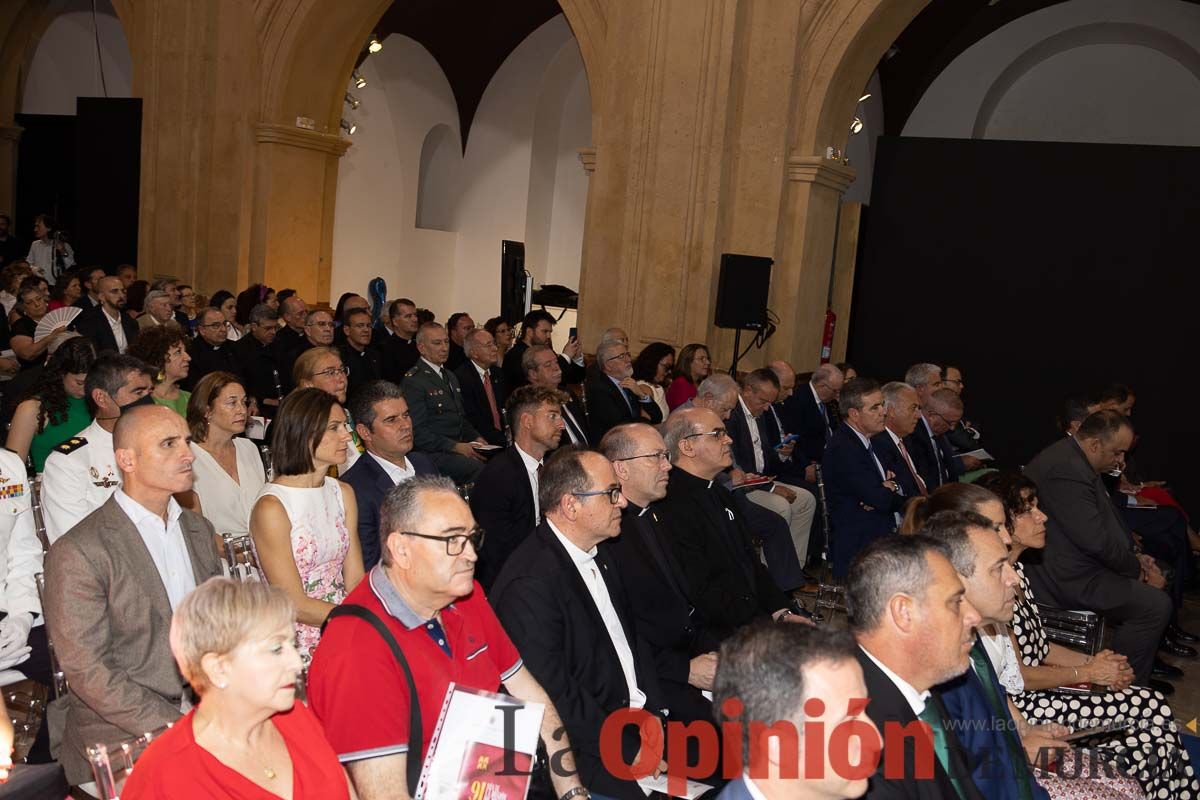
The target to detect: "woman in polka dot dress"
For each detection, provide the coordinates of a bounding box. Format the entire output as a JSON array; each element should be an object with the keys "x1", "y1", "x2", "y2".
[{"x1": 981, "y1": 470, "x2": 1199, "y2": 800}]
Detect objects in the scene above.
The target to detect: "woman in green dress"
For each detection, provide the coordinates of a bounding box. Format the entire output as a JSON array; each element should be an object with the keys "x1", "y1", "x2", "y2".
[
  {"x1": 129, "y1": 324, "x2": 193, "y2": 417},
  {"x1": 6, "y1": 336, "x2": 97, "y2": 472}
]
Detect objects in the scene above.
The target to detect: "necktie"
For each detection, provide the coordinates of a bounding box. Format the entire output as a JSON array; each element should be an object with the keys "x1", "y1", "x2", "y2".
[
  {"x1": 916, "y1": 702, "x2": 967, "y2": 800},
  {"x1": 482, "y1": 371, "x2": 502, "y2": 430},
  {"x1": 818, "y1": 400, "x2": 831, "y2": 434},
  {"x1": 620, "y1": 386, "x2": 635, "y2": 416},
  {"x1": 897, "y1": 439, "x2": 927, "y2": 495},
  {"x1": 969, "y1": 644, "x2": 1034, "y2": 800},
  {"x1": 563, "y1": 407, "x2": 586, "y2": 444}
]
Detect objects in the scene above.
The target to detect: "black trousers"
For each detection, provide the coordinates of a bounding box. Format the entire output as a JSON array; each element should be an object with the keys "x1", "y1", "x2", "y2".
[{"x1": 1123, "y1": 504, "x2": 1190, "y2": 619}]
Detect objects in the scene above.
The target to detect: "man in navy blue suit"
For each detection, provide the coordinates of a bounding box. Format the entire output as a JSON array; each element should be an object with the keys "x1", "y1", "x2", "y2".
[
  {"x1": 822, "y1": 378, "x2": 907, "y2": 578},
  {"x1": 871, "y1": 382, "x2": 927, "y2": 502},
  {"x1": 714, "y1": 622, "x2": 873, "y2": 799},
  {"x1": 904, "y1": 389, "x2": 978, "y2": 492},
  {"x1": 340, "y1": 380, "x2": 437, "y2": 570},
  {"x1": 779, "y1": 363, "x2": 844, "y2": 473}
]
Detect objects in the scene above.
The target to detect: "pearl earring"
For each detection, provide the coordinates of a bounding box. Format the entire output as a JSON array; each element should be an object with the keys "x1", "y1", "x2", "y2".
[{"x1": 217, "y1": 681, "x2": 228, "y2": 689}]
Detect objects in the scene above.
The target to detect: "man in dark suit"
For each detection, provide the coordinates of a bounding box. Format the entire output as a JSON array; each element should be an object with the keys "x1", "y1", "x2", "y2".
[
  {"x1": 379, "y1": 298, "x2": 420, "y2": 384},
  {"x1": 230, "y1": 303, "x2": 284, "y2": 418},
  {"x1": 272, "y1": 294, "x2": 310, "y2": 394},
  {"x1": 584, "y1": 340, "x2": 663, "y2": 443},
  {"x1": 73, "y1": 276, "x2": 139, "y2": 355},
  {"x1": 502, "y1": 309, "x2": 584, "y2": 389},
  {"x1": 444, "y1": 311, "x2": 473, "y2": 372},
  {"x1": 846, "y1": 535, "x2": 985, "y2": 800},
  {"x1": 601, "y1": 422, "x2": 720, "y2": 731},
  {"x1": 401, "y1": 322, "x2": 488, "y2": 483},
  {"x1": 823, "y1": 378, "x2": 907, "y2": 578},
  {"x1": 184, "y1": 307, "x2": 239, "y2": 391},
  {"x1": 713, "y1": 623, "x2": 874, "y2": 800},
  {"x1": 871, "y1": 381, "x2": 926, "y2": 500},
  {"x1": 905, "y1": 389, "x2": 982, "y2": 492},
  {"x1": 453, "y1": 328, "x2": 508, "y2": 447},
  {"x1": 469, "y1": 385, "x2": 564, "y2": 589},
  {"x1": 525, "y1": 344, "x2": 590, "y2": 447},
  {"x1": 1023, "y1": 410, "x2": 1172, "y2": 684},
  {"x1": 779, "y1": 362, "x2": 844, "y2": 471},
  {"x1": 337, "y1": 307, "x2": 383, "y2": 396},
  {"x1": 74, "y1": 266, "x2": 105, "y2": 310},
  {"x1": 340, "y1": 381, "x2": 436, "y2": 570},
  {"x1": 490, "y1": 448, "x2": 671, "y2": 800},
  {"x1": 655, "y1": 407, "x2": 795, "y2": 639}
]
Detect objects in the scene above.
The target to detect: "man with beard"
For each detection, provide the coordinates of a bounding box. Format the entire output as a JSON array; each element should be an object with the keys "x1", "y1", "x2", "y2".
[
  {"x1": 41, "y1": 354, "x2": 155, "y2": 542},
  {"x1": 585, "y1": 340, "x2": 663, "y2": 442},
  {"x1": 43, "y1": 405, "x2": 222, "y2": 786},
  {"x1": 74, "y1": 276, "x2": 138, "y2": 354},
  {"x1": 503, "y1": 309, "x2": 583, "y2": 389}
]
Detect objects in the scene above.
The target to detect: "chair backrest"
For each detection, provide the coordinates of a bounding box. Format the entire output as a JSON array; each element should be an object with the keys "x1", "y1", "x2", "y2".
[
  {"x1": 87, "y1": 723, "x2": 172, "y2": 799},
  {"x1": 29, "y1": 476, "x2": 49, "y2": 554},
  {"x1": 1038, "y1": 605, "x2": 1106, "y2": 656},
  {"x1": 221, "y1": 532, "x2": 263, "y2": 583},
  {"x1": 33, "y1": 573, "x2": 67, "y2": 698}
]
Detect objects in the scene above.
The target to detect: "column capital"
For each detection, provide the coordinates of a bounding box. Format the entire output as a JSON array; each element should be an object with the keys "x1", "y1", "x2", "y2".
[
  {"x1": 786, "y1": 154, "x2": 856, "y2": 194},
  {"x1": 0, "y1": 125, "x2": 23, "y2": 144},
  {"x1": 578, "y1": 146, "x2": 597, "y2": 176},
  {"x1": 255, "y1": 122, "x2": 351, "y2": 157}
]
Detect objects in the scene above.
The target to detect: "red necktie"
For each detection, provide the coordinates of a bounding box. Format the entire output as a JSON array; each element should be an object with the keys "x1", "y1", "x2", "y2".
[
  {"x1": 483, "y1": 371, "x2": 502, "y2": 431},
  {"x1": 897, "y1": 439, "x2": 927, "y2": 495}
]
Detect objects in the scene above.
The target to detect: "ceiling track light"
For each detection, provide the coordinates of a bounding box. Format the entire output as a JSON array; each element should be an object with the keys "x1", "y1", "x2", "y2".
[
  {"x1": 850, "y1": 117, "x2": 864, "y2": 135},
  {"x1": 345, "y1": 92, "x2": 361, "y2": 110},
  {"x1": 340, "y1": 119, "x2": 357, "y2": 136},
  {"x1": 367, "y1": 33, "x2": 383, "y2": 54},
  {"x1": 352, "y1": 70, "x2": 367, "y2": 89},
  {"x1": 858, "y1": 93, "x2": 872, "y2": 103}
]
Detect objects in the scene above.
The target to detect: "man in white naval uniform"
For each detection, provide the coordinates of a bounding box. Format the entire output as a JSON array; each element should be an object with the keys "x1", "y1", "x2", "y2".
[
  {"x1": 0, "y1": 447, "x2": 47, "y2": 679},
  {"x1": 41, "y1": 354, "x2": 154, "y2": 543}
]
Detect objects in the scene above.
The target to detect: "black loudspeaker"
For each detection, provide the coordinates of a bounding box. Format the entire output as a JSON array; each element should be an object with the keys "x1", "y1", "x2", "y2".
[
  {"x1": 714, "y1": 253, "x2": 772, "y2": 329},
  {"x1": 500, "y1": 240, "x2": 528, "y2": 322}
]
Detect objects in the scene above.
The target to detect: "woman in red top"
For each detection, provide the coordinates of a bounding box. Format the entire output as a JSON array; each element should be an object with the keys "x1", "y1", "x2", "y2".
[
  {"x1": 123, "y1": 578, "x2": 355, "y2": 800},
  {"x1": 665, "y1": 342, "x2": 711, "y2": 410}
]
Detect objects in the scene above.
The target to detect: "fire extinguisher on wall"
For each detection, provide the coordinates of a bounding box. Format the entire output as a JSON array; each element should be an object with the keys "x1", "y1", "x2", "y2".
[{"x1": 820, "y1": 308, "x2": 836, "y2": 364}]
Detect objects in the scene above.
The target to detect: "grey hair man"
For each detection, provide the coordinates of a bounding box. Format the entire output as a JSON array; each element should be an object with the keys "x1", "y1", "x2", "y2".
[
  {"x1": 138, "y1": 289, "x2": 176, "y2": 330},
  {"x1": 903, "y1": 363, "x2": 942, "y2": 407}
]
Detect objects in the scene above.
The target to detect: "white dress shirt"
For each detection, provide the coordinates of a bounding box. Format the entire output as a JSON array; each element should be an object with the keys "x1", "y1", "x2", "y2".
[
  {"x1": 420, "y1": 357, "x2": 446, "y2": 380},
  {"x1": 859, "y1": 644, "x2": 929, "y2": 716},
  {"x1": 368, "y1": 451, "x2": 416, "y2": 485},
  {"x1": 737, "y1": 396, "x2": 765, "y2": 472},
  {"x1": 515, "y1": 444, "x2": 542, "y2": 520},
  {"x1": 113, "y1": 490, "x2": 196, "y2": 610},
  {"x1": 548, "y1": 519, "x2": 646, "y2": 709},
  {"x1": 103, "y1": 307, "x2": 128, "y2": 353}
]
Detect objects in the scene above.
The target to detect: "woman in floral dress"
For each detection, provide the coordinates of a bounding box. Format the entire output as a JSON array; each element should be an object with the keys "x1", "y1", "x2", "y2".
[{"x1": 251, "y1": 388, "x2": 365, "y2": 659}]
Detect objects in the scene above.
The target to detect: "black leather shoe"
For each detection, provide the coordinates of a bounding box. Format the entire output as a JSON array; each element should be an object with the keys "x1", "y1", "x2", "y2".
[
  {"x1": 1168, "y1": 624, "x2": 1200, "y2": 644},
  {"x1": 1148, "y1": 678, "x2": 1176, "y2": 696},
  {"x1": 1159, "y1": 639, "x2": 1198, "y2": 658},
  {"x1": 1152, "y1": 657, "x2": 1184, "y2": 679}
]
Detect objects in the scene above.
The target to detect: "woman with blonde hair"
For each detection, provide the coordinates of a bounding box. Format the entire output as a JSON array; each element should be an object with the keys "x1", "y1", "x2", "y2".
[{"x1": 122, "y1": 578, "x2": 354, "y2": 798}]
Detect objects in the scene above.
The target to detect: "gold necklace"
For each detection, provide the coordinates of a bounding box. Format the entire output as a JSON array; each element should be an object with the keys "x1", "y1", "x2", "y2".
[{"x1": 200, "y1": 714, "x2": 279, "y2": 780}]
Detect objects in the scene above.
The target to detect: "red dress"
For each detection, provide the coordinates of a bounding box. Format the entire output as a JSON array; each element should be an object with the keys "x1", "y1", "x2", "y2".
[{"x1": 122, "y1": 701, "x2": 350, "y2": 800}]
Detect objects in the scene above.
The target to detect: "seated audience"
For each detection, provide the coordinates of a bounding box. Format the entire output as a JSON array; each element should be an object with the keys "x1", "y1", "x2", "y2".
[
  {"x1": 6, "y1": 336, "x2": 96, "y2": 471},
  {"x1": 303, "y1": 309, "x2": 335, "y2": 351},
  {"x1": 122, "y1": 578, "x2": 352, "y2": 799},
  {"x1": 779, "y1": 362, "x2": 843, "y2": 471},
  {"x1": 444, "y1": 311, "x2": 474, "y2": 371},
  {"x1": 186, "y1": 372, "x2": 266, "y2": 536},
  {"x1": 308, "y1": 476, "x2": 583, "y2": 800},
  {"x1": 899, "y1": 480, "x2": 1003, "y2": 536},
  {"x1": 976, "y1": 471, "x2": 1199, "y2": 798},
  {"x1": 41, "y1": 353, "x2": 154, "y2": 542},
  {"x1": 74, "y1": 276, "x2": 137, "y2": 354},
  {"x1": 177, "y1": 284, "x2": 200, "y2": 333},
  {"x1": 184, "y1": 307, "x2": 238, "y2": 391},
  {"x1": 822, "y1": 378, "x2": 906, "y2": 578},
  {"x1": 665, "y1": 342, "x2": 711, "y2": 410},
  {"x1": 272, "y1": 295, "x2": 310, "y2": 393},
  {"x1": 687, "y1": 372, "x2": 739, "y2": 418},
  {"x1": 469, "y1": 385, "x2": 565, "y2": 589},
  {"x1": 117, "y1": 264, "x2": 137, "y2": 288},
  {"x1": 655, "y1": 408, "x2": 794, "y2": 638},
  {"x1": 585, "y1": 339, "x2": 664, "y2": 442},
  {"x1": 713, "y1": 623, "x2": 873, "y2": 800},
  {"x1": 1024, "y1": 410, "x2": 1170, "y2": 685},
  {"x1": 0, "y1": 261, "x2": 30, "y2": 316},
  {"x1": 74, "y1": 266, "x2": 105, "y2": 310},
  {"x1": 940, "y1": 364, "x2": 984, "y2": 455},
  {"x1": 402, "y1": 322, "x2": 488, "y2": 483},
  {"x1": 378, "y1": 298, "x2": 420, "y2": 383},
  {"x1": 484, "y1": 315, "x2": 514, "y2": 358},
  {"x1": 207, "y1": 289, "x2": 241, "y2": 342},
  {"x1": 230, "y1": 302, "x2": 282, "y2": 417},
  {"x1": 48, "y1": 269, "x2": 81, "y2": 311},
  {"x1": 10, "y1": 277, "x2": 64, "y2": 370},
  {"x1": 503, "y1": 309, "x2": 584, "y2": 389},
  {"x1": 126, "y1": 279, "x2": 149, "y2": 319},
  {"x1": 845, "y1": 535, "x2": 984, "y2": 799},
  {"x1": 129, "y1": 324, "x2": 193, "y2": 416},
  {"x1": 631, "y1": 340, "x2": 674, "y2": 419},
  {"x1": 43, "y1": 405, "x2": 222, "y2": 785},
  {"x1": 137, "y1": 290, "x2": 177, "y2": 331},
  {"x1": 149, "y1": 277, "x2": 187, "y2": 327},
  {"x1": 338, "y1": 306, "x2": 382, "y2": 395},
  {"x1": 340, "y1": 380, "x2": 435, "y2": 571},
  {"x1": 871, "y1": 381, "x2": 926, "y2": 499},
  {"x1": 491, "y1": 448, "x2": 670, "y2": 800},
  {"x1": 524, "y1": 344, "x2": 590, "y2": 446},
  {"x1": 293, "y1": 347, "x2": 350, "y2": 405},
  {"x1": 602, "y1": 423, "x2": 721, "y2": 727},
  {"x1": 453, "y1": 327, "x2": 509, "y2": 447},
  {"x1": 237, "y1": 284, "x2": 277, "y2": 330},
  {"x1": 250, "y1": 388, "x2": 364, "y2": 660}
]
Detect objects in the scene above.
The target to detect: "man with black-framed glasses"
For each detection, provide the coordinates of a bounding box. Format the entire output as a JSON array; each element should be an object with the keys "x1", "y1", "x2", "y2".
[
  {"x1": 183, "y1": 307, "x2": 238, "y2": 391},
  {"x1": 584, "y1": 340, "x2": 663, "y2": 443}
]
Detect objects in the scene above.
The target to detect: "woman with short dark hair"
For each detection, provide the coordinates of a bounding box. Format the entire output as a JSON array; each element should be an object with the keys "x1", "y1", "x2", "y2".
[
  {"x1": 250, "y1": 388, "x2": 363, "y2": 660},
  {"x1": 129, "y1": 325, "x2": 193, "y2": 416}
]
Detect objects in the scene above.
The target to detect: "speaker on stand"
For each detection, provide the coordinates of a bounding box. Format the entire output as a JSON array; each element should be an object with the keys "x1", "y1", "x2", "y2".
[{"x1": 714, "y1": 253, "x2": 773, "y2": 374}]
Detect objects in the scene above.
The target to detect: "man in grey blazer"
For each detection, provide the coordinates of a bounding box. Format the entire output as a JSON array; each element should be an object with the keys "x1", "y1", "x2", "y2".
[{"x1": 43, "y1": 405, "x2": 221, "y2": 785}]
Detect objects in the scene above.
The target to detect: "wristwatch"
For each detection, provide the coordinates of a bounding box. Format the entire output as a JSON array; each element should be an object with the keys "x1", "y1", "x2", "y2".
[{"x1": 560, "y1": 788, "x2": 592, "y2": 800}]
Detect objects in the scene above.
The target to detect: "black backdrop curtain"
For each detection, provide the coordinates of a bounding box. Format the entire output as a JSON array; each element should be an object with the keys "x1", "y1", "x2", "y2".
[{"x1": 848, "y1": 135, "x2": 1200, "y2": 514}]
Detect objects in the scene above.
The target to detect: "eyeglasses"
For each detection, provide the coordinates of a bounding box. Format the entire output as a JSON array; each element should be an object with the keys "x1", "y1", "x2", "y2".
[
  {"x1": 307, "y1": 321, "x2": 335, "y2": 329},
  {"x1": 682, "y1": 427, "x2": 727, "y2": 441},
  {"x1": 313, "y1": 366, "x2": 349, "y2": 379},
  {"x1": 572, "y1": 485, "x2": 623, "y2": 504},
  {"x1": 400, "y1": 527, "x2": 485, "y2": 556},
  {"x1": 604, "y1": 352, "x2": 632, "y2": 362},
  {"x1": 198, "y1": 321, "x2": 225, "y2": 330},
  {"x1": 613, "y1": 450, "x2": 670, "y2": 464}
]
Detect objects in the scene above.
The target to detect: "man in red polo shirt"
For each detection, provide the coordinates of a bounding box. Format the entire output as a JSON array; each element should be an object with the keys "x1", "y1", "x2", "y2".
[{"x1": 307, "y1": 475, "x2": 589, "y2": 800}]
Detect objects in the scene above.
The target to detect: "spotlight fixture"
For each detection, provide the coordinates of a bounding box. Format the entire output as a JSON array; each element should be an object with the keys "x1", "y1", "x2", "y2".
[
  {"x1": 367, "y1": 34, "x2": 383, "y2": 54},
  {"x1": 353, "y1": 70, "x2": 367, "y2": 89},
  {"x1": 884, "y1": 45, "x2": 900, "y2": 60},
  {"x1": 850, "y1": 117, "x2": 864, "y2": 135},
  {"x1": 345, "y1": 92, "x2": 361, "y2": 110},
  {"x1": 858, "y1": 93, "x2": 872, "y2": 103},
  {"x1": 340, "y1": 119, "x2": 357, "y2": 136}
]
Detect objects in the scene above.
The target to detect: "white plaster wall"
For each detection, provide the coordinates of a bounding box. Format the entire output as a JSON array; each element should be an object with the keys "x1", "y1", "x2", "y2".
[
  {"x1": 330, "y1": 15, "x2": 592, "y2": 329},
  {"x1": 903, "y1": 0, "x2": 1200, "y2": 146},
  {"x1": 844, "y1": 70, "x2": 883, "y2": 205},
  {"x1": 21, "y1": 0, "x2": 132, "y2": 116}
]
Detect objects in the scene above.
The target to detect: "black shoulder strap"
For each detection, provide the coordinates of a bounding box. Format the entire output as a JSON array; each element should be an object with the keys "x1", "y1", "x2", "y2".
[{"x1": 323, "y1": 604, "x2": 422, "y2": 796}]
